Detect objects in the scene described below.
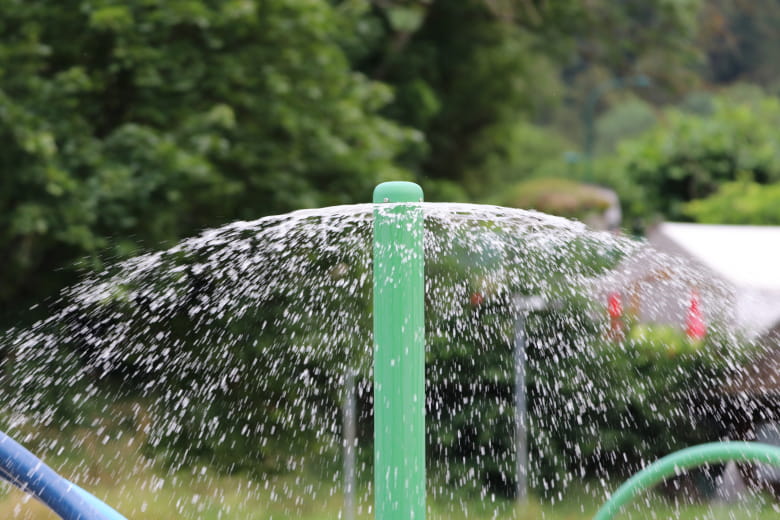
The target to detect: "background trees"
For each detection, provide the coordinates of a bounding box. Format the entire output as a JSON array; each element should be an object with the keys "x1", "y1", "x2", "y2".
[
  {"x1": 2, "y1": 0, "x2": 780, "y2": 322},
  {"x1": 0, "y1": 0, "x2": 417, "y2": 324},
  {"x1": 596, "y1": 91, "x2": 780, "y2": 230}
]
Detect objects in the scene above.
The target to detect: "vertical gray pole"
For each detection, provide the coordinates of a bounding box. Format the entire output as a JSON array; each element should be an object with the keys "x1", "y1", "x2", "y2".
[
  {"x1": 513, "y1": 295, "x2": 546, "y2": 503},
  {"x1": 513, "y1": 313, "x2": 528, "y2": 502},
  {"x1": 343, "y1": 370, "x2": 357, "y2": 520}
]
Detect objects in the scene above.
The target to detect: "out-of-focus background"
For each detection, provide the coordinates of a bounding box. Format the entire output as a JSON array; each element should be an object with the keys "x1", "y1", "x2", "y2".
[{"x1": 4, "y1": 0, "x2": 780, "y2": 327}]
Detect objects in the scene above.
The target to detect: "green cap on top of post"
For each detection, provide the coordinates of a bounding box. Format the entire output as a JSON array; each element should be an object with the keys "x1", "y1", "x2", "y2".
[
  {"x1": 373, "y1": 181, "x2": 424, "y2": 204},
  {"x1": 372, "y1": 181, "x2": 425, "y2": 520}
]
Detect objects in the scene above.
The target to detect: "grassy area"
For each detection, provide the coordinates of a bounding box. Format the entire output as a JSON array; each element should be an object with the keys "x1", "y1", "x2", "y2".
[
  {"x1": 3, "y1": 459, "x2": 780, "y2": 520},
  {"x1": 1, "y1": 421, "x2": 779, "y2": 519},
  {"x1": 3, "y1": 476, "x2": 780, "y2": 520}
]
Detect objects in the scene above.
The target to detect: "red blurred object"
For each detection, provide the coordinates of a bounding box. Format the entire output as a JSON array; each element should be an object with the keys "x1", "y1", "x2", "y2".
[
  {"x1": 686, "y1": 290, "x2": 707, "y2": 340},
  {"x1": 607, "y1": 292, "x2": 622, "y2": 318},
  {"x1": 607, "y1": 291, "x2": 623, "y2": 340},
  {"x1": 470, "y1": 292, "x2": 484, "y2": 306}
]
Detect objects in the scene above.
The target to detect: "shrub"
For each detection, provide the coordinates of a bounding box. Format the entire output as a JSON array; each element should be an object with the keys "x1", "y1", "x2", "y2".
[
  {"x1": 598, "y1": 94, "x2": 780, "y2": 230},
  {"x1": 497, "y1": 178, "x2": 614, "y2": 222},
  {"x1": 684, "y1": 180, "x2": 780, "y2": 225}
]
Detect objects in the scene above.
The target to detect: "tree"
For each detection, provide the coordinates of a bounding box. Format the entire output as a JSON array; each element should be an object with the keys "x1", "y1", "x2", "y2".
[
  {"x1": 0, "y1": 0, "x2": 418, "y2": 323},
  {"x1": 699, "y1": 0, "x2": 780, "y2": 85},
  {"x1": 348, "y1": 0, "x2": 702, "y2": 199}
]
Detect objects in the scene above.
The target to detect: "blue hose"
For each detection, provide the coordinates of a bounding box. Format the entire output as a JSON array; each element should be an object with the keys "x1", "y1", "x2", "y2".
[{"x1": 0, "y1": 430, "x2": 126, "y2": 519}]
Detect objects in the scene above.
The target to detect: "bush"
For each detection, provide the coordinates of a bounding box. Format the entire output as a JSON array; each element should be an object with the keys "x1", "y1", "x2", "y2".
[
  {"x1": 577, "y1": 325, "x2": 735, "y2": 475},
  {"x1": 598, "y1": 93, "x2": 780, "y2": 230},
  {"x1": 684, "y1": 180, "x2": 780, "y2": 225},
  {"x1": 497, "y1": 178, "x2": 613, "y2": 221}
]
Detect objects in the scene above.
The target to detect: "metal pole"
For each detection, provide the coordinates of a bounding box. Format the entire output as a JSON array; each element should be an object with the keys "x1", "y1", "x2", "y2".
[
  {"x1": 513, "y1": 295, "x2": 547, "y2": 503},
  {"x1": 343, "y1": 370, "x2": 357, "y2": 520},
  {"x1": 513, "y1": 312, "x2": 528, "y2": 502},
  {"x1": 373, "y1": 181, "x2": 425, "y2": 520}
]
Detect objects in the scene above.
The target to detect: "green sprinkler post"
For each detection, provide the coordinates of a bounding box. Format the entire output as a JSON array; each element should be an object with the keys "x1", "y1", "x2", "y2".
[{"x1": 373, "y1": 181, "x2": 426, "y2": 520}]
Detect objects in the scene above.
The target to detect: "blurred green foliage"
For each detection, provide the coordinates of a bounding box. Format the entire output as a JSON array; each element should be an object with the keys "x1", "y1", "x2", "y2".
[
  {"x1": 0, "y1": 0, "x2": 418, "y2": 322},
  {"x1": 685, "y1": 180, "x2": 780, "y2": 225},
  {"x1": 6, "y1": 0, "x2": 780, "y2": 323},
  {"x1": 594, "y1": 99, "x2": 657, "y2": 155},
  {"x1": 598, "y1": 94, "x2": 780, "y2": 230},
  {"x1": 358, "y1": 0, "x2": 701, "y2": 195},
  {"x1": 587, "y1": 327, "x2": 734, "y2": 466},
  {"x1": 465, "y1": 123, "x2": 572, "y2": 199},
  {"x1": 700, "y1": 0, "x2": 780, "y2": 85},
  {"x1": 496, "y1": 178, "x2": 612, "y2": 221}
]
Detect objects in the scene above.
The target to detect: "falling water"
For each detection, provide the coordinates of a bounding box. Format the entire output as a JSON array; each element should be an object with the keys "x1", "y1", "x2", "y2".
[{"x1": 0, "y1": 203, "x2": 771, "y2": 518}]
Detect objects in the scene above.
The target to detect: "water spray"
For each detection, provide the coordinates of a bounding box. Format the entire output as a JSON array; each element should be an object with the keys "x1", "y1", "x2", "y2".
[{"x1": 0, "y1": 181, "x2": 775, "y2": 520}]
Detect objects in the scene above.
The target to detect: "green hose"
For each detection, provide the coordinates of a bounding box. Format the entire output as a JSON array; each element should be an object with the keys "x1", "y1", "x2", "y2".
[{"x1": 593, "y1": 442, "x2": 780, "y2": 520}]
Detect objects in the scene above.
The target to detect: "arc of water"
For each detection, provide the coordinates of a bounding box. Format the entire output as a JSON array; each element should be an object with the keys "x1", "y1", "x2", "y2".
[{"x1": 0, "y1": 430, "x2": 126, "y2": 520}]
